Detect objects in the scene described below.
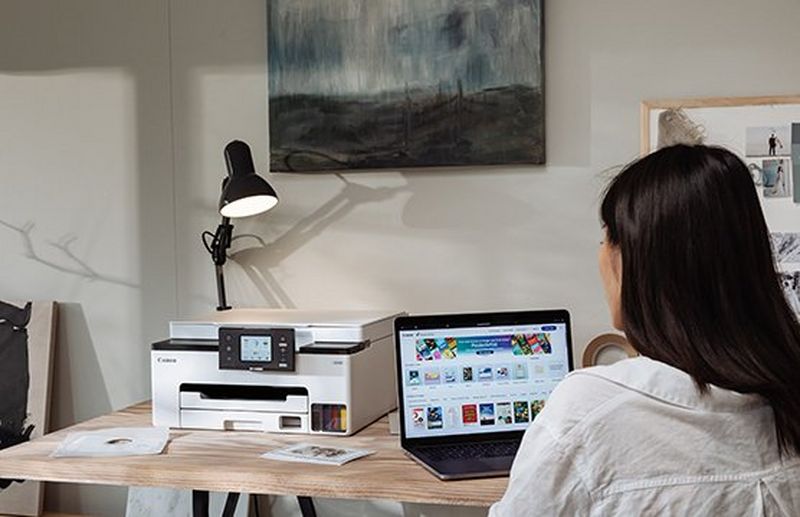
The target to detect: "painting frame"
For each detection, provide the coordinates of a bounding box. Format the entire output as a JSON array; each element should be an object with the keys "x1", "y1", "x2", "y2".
[{"x1": 267, "y1": 0, "x2": 546, "y2": 173}]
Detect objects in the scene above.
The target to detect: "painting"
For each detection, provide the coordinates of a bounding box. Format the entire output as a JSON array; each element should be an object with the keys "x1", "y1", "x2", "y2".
[{"x1": 267, "y1": 0, "x2": 544, "y2": 172}]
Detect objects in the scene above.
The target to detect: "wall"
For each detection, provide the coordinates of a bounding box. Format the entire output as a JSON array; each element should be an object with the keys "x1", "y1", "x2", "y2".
[
  {"x1": 170, "y1": 1, "x2": 800, "y2": 515},
  {"x1": 171, "y1": 0, "x2": 800, "y2": 358},
  {"x1": 0, "y1": 1, "x2": 176, "y2": 514},
  {"x1": 2, "y1": 0, "x2": 800, "y2": 515}
]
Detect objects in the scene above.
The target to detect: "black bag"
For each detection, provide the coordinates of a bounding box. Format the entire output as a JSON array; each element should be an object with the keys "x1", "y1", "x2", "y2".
[{"x1": 0, "y1": 301, "x2": 33, "y2": 490}]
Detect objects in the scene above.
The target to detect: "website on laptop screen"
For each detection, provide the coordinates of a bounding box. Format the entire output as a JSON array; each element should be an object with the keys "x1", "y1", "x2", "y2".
[{"x1": 399, "y1": 322, "x2": 570, "y2": 439}]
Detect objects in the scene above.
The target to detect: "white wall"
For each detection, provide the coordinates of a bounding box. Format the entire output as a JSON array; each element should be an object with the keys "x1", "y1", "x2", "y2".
[
  {"x1": 171, "y1": 0, "x2": 800, "y2": 357},
  {"x1": 0, "y1": 1, "x2": 176, "y2": 514},
  {"x1": 3, "y1": 0, "x2": 800, "y2": 515}
]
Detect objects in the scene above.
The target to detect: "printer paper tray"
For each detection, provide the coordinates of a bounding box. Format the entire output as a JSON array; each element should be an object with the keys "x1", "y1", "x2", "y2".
[{"x1": 180, "y1": 409, "x2": 308, "y2": 433}]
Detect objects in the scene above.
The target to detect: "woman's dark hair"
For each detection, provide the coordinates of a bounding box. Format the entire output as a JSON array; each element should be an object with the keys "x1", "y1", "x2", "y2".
[{"x1": 601, "y1": 144, "x2": 800, "y2": 456}]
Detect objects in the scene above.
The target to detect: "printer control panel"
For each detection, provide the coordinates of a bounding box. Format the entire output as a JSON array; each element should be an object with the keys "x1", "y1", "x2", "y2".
[{"x1": 218, "y1": 327, "x2": 296, "y2": 372}]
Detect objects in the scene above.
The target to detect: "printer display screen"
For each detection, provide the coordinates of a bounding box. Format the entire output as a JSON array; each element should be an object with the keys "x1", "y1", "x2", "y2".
[
  {"x1": 399, "y1": 323, "x2": 570, "y2": 439},
  {"x1": 240, "y1": 336, "x2": 272, "y2": 363}
]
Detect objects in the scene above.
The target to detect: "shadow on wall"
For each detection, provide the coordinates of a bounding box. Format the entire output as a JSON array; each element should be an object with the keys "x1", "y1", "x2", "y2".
[
  {"x1": 0, "y1": 220, "x2": 139, "y2": 289},
  {"x1": 231, "y1": 173, "x2": 406, "y2": 308},
  {"x1": 230, "y1": 168, "x2": 542, "y2": 308}
]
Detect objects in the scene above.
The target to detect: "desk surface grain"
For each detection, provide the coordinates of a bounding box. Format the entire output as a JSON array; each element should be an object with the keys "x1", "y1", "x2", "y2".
[{"x1": 0, "y1": 402, "x2": 508, "y2": 507}]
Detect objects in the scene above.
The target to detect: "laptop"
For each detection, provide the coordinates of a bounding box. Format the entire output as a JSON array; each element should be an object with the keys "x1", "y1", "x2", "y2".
[{"x1": 395, "y1": 309, "x2": 573, "y2": 480}]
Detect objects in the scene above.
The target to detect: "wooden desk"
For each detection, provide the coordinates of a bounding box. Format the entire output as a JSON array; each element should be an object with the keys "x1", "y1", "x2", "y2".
[{"x1": 0, "y1": 402, "x2": 507, "y2": 508}]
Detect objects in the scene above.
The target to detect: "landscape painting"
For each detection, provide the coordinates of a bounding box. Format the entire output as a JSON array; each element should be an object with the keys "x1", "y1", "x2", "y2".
[{"x1": 267, "y1": 0, "x2": 544, "y2": 172}]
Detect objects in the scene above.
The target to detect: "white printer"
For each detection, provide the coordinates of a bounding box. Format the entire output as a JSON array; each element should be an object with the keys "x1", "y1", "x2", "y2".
[{"x1": 151, "y1": 309, "x2": 403, "y2": 436}]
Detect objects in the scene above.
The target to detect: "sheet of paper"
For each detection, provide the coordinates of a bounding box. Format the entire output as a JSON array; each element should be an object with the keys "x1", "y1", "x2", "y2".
[
  {"x1": 51, "y1": 427, "x2": 170, "y2": 458},
  {"x1": 262, "y1": 443, "x2": 374, "y2": 466}
]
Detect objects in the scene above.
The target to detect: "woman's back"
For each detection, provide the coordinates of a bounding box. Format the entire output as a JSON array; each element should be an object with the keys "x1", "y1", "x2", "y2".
[
  {"x1": 492, "y1": 145, "x2": 800, "y2": 515},
  {"x1": 490, "y1": 357, "x2": 800, "y2": 516}
]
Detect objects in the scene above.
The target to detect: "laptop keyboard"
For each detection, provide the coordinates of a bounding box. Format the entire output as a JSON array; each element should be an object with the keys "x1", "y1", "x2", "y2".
[{"x1": 418, "y1": 440, "x2": 521, "y2": 461}]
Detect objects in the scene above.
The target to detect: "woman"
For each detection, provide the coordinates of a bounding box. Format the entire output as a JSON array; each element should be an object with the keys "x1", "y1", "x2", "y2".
[{"x1": 490, "y1": 145, "x2": 800, "y2": 516}]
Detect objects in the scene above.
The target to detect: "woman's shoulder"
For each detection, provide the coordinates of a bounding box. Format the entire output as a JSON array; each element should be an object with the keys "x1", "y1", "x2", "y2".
[{"x1": 539, "y1": 357, "x2": 650, "y2": 439}]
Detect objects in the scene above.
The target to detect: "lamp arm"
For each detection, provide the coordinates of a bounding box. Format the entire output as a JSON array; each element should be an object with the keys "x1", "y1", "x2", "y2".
[
  {"x1": 210, "y1": 217, "x2": 233, "y2": 266},
  {"x1": 202, "y1": 216, "x2": 234, "y2": 311}
]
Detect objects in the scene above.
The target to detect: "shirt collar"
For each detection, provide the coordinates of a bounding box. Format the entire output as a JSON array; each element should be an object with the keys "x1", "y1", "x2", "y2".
[{"x1": 573, "y1": 356, "x2": 766, "y2": 412}]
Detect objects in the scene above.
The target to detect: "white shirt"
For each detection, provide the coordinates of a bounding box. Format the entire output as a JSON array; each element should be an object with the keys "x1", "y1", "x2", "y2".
[{"x1": 489, "y1": 356, "x2": 800, "y2": 516}]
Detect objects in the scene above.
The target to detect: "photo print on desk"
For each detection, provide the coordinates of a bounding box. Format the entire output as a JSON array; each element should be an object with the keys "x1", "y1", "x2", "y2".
[{"x1": 267, "y1": 0, "x2": 544, "y2": 171}]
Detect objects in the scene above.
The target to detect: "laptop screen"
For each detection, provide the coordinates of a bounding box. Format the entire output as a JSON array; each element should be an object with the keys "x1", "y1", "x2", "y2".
[{"x1": 398, "y1": 317, "x2": 571, "y2": 439}]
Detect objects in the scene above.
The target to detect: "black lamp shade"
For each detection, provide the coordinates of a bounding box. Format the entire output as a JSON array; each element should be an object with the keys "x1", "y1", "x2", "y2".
[{"x1": 219, "y1": 140, "x2": 279, "y2": 218}]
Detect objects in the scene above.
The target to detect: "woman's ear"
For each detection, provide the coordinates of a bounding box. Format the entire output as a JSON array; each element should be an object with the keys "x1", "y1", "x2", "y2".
[{"x1": 599, "y1": 240, "x2": 623, "y2": 330}]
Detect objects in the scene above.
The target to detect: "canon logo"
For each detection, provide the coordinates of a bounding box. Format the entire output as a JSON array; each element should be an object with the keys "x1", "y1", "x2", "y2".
[{"x1": 157, "y1": 357, "x2": 178, "y2": 364}]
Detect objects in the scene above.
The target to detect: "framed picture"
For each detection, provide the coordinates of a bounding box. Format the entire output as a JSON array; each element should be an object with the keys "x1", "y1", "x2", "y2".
[
  {"x1": 640, "y1": 95, "x2": 800, "y2": 204},
  {"x1": 268, "y1": 0, "x2": 545, "y2": 172}
]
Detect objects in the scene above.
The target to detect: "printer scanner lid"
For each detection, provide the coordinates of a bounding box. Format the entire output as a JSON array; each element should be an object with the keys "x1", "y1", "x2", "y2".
[{"x1": 169, "y1": 309, "x2": 404, "y2": 343}]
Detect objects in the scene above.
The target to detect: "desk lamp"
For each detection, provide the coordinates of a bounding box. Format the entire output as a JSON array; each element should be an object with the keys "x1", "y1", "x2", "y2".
[{"x1": 203, "y1": 140, "x2": 278, "y2": 311}]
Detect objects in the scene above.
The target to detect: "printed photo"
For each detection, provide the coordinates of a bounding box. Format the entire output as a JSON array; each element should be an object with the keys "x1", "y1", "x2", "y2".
[
  {"x1": 462, "y1": 366, "x2": 474, "y2": 382},
  {"x1": 746, "y1": 126, "x2": 791, "y2": 157},
  {"x1": 514, "y1": 401, "x2": 530, "y2": 423},
  {"x1": 513, "y1": 362, "x2": 529, "y2": 380},
  {"x1": 412, "y1": 407, "x2": 425, "y2": 428},
  {"x1": 781, "y1": 271, "x2": 800, "y2": 314},
  {"x1": 531, "y1": 399, "x2": 546, "y2": 419},
  {"x1": 772, "y1": 233, "x2": 800, "y2": 264},
  {"x1": 747, "y1": 160, "x2": 764, "y2": 186},
  {"x1": 423, "y1": 368, "x2": 441, "y2": 385},
  {"x1": 479, "y1": 403, "x2": 495, "y2": 426},
  {"x1": 443, "y1": 367, "x2": 459, "y2": 384},
  {"x1": 763, "y1": 158, "x2": 791, "y2": 198},
  {"x1": 407, "y1": 369, "x2": 421, "y2": 386},
  {"x1": 427, "y1": 406, "x2": 443, "y2": 429},
  {"x1": 478, "y1": 366, "x2": 494, "y2": 381},
  {"x1": 462, "y1": 404, "x2": 478, "y2": 424},
  {"x1": 290, "y1": 445, "x2": 352, "y2": 459},
  {"x1": 496, "y1": 402, "x2": 513, "y2": 424},
  {"x1": 495, "y1": 365, "x2": 511, "y2": 381}
]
